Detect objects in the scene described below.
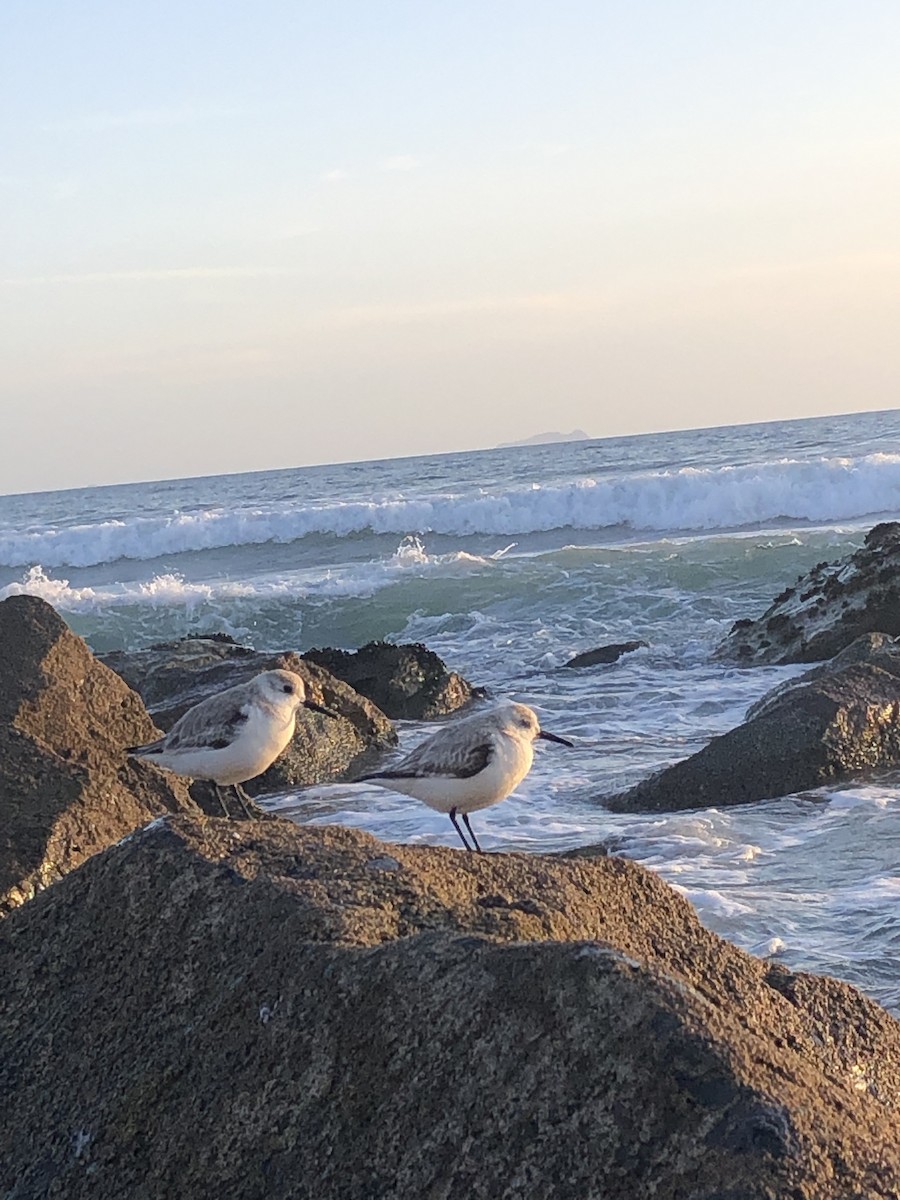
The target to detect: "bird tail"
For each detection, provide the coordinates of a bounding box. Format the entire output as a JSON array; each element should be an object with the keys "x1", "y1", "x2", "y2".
[
  {"x1": 126, "y1": 737, "x2": 166, "y2": 756},
  {"x1": 356, "y1": 769, "x2": 418, "y2": 782}
]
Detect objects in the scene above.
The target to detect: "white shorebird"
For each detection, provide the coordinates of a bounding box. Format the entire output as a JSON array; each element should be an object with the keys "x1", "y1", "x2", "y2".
[
  {"x1": 356, "y1": 699, "x2": 573, "y2": 851},
  {"x1": 127, "y1": 668, "x2": 335, "y2": 818}
]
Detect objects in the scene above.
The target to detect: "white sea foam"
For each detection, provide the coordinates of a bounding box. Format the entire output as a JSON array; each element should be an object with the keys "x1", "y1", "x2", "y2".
[
  {"x1": 0, "y1": 539, "x2": 497, "y2": 613},
  {"x1": 668, "y1": 886, "x2": 756, "y2": 917},
  {"x1": 0, "y1": 567, "x2": 242, "y2": 612},
  {"x1": 749, "y1": 936, "x2": 787, "y2": 958},
  {"x1": 822, "y1": 786, "x2": 898, "y2": 810},
  {"x1": 2, "y1": 453, "x2": 898, "y2": 568},
  {"x1": 824, "y1": 876, "x2": 900, "y2": 906}
]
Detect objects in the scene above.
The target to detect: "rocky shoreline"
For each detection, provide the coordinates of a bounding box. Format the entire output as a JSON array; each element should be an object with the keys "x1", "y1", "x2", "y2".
[
  {"x1": 3, "y1": 517, "x2": 900, "y2": 1197},
  {"x1": 606, "y1": 523, "x2": 900, "y2": 813},
  {"x1": 715, "y1": 521, "x2": 900, "y2": 665}
]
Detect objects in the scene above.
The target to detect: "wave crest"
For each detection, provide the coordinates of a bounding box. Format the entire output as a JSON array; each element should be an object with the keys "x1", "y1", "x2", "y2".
[
  {"x1": 2, "y1": 453, "x2": 898, "y2": 569},
  {"x1": 0, "y1": 539, "x2": 499, "y2": 613}
]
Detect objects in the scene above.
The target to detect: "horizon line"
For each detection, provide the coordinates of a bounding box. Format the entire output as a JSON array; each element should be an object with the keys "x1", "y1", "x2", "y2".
[{"x1": 1, "y1": 406, "x2": 895, "y2": 502}]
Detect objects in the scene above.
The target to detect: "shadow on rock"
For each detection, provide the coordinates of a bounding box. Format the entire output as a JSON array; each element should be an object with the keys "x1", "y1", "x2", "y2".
[{"x1": 0, "y1": 595, "x2": 198, "y2": 911}]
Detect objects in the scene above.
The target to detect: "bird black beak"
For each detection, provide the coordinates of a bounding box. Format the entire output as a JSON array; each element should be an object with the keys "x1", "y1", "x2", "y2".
[
  {"x1": 304, "y1": 699, "x2": 339, "y2": 719},
  {"x1": 538, "y1": 729, "x2": 574, "y2": 747}
]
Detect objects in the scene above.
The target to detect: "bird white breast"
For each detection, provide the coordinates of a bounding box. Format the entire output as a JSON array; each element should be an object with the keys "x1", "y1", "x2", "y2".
[
  {"x1": 153, "y1": 703, "x2": 297, "y2": 785},
  {"x1": 378, "y1": 731, "x2": 534, "y2": 815}
]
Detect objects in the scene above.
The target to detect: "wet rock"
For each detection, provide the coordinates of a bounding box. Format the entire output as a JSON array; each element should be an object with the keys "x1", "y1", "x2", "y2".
[
  {"x1": 746, "y1": 633, "x2": 900, "y2": 721},
  {"x1": 100, "y1": 636, "x2": 259, "y2": 719},
  {"x1": 560, "y1": 836, "x2": 624, "y2": 858},
  {"x1": 564, "y1": 639, "x2": 648, "y2": 668},
  {"x1": 1, "y1": 817, "x2": 899, "y2": 1198},
  {"x1": 100, "y1": 638, "x2": 397, "y2": 799},
  {"x1": 302, "y1": 640, "x2": 476, "y2": 719},
  {"x1": 715, "y1": 523, "x2": 900, "y2": 664},
  {"x1": 605, "y1": 657, "x2": 900, "y2": 813},
  {"x1": 0, "y1": 595, "x2": 197, "y2": 912}
]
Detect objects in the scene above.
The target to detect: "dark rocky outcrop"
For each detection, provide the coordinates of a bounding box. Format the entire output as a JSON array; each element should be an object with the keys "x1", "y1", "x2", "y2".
[
  {"x1": 1, "y1": 816, "x2": 899, "y2": 1198},
  {"x1": 101, "y1": 637, "x2": 397, "y2": 798},
  {"x1": 746, "y1": 632, "x2": 900, "y2": 721},
  {"x1": 0, "y1": 595, "x2": 197, "y2": 912},
  {"x1": 604, "y1": 649, "x2": 900, "y2": 813},
  {"x1": 716, "y1": 523, "x2": 900, "y2": 665},
  {"x1": 303, "y1": 640, "x2": 476, "y2": 719},
  {"x1": 98, "y1": 635, "x2": 269, "y2": 726},
  {"x1": 564, "y1": 639, "x2": 648, "y2": 668}
]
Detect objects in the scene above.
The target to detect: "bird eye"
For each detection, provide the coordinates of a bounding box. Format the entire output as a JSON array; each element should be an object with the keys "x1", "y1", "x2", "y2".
[{"x1": 283, "y1": 683, "x2": 295, "y2": 694}]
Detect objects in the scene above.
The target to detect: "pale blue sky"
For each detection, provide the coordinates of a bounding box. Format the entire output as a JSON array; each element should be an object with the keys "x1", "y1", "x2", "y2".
[{"x1": 3, "y1": 1, "x2": 899, "y2": 492}]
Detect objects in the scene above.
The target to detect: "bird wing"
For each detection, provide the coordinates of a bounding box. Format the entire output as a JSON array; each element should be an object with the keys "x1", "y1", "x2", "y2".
[
  {"x1": 361, "y1": 739, "x2": 492, "y2": 781},
  {"x1": 129, "y1": 689, "x2": 251, "y2": 755}
]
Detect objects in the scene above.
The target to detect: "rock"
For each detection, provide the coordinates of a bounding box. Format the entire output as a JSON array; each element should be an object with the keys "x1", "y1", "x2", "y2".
[
  {"x1": 746, "y1": 633, "x2": 900, "y2": 721},
  {"x1": 563, "y1": 640, "x2": 648, "y2": 668},
  {"x1": 605, "y1": 656, "x2": 900, "y2": 813},
  {"x1": 1, "y1": 817, "x2": 899, "y2": 1198},
  {"x1": 715, "y1": 523, "x2": 900, "y2": 664},
  {"x1": 100, "y1": 636, "x2": 260, "y2": 721},
  {"x1": 302, "y1": 640, "x2": 476, "y2": 719},
  {"x1": 0, "y1": 595, "x2": 197, "y2": 912},
  {"x1": 100, "y1": 637, "x2": 397, "y2": 801}
]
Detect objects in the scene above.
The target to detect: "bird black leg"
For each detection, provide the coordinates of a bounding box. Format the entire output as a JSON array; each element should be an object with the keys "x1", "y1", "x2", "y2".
[
  {"x1": 214, "y1": 784, "x2": 231, "y2": 818},
  {"x1": 462, "y1": 812, "x2": 483, "y2": 853},
  {"x1": 232, "y1": 783, "x2": 259, "y2": 821},
  {"x1": 449, "y1": 807, "x2": 473, "y2": 851}
]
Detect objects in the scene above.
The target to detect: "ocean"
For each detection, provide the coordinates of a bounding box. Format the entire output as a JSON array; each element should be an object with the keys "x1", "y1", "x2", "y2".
[{"x1": 3, "y1": 408, "x2": 900, "y2": 1011}]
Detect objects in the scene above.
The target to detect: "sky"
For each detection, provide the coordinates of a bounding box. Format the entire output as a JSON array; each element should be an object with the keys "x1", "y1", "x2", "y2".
[{"x1": 2, "y1": 1, "x2": 900, "y2": 493}]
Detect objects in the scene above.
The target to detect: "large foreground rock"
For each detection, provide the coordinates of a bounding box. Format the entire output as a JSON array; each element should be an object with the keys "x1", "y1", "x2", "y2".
[
  {"x1": 0, "y1": 596, "x2": 196, "y2": 912},
  {"x1": 716, "y1": 522, "x2": 900, "y2": 664},
  {"x1": 303, "y1": 639, "x2": 476, "y2": 719},
  {"x1": 605, "y1": 642, "x2": 900, "y2": 812},
  {"x1": 1, "y1": 816, "x2": 899, "y2": 1198},
  {"x1": 101, "y1": 636, "x2": 397, "y2": 796}
]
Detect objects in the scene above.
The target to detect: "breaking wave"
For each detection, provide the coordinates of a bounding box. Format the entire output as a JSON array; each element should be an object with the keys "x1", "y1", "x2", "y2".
[
  {"x1": 0, "y1": 538, "x2": 502, "y2": 612},
  {"x1": 3, "y1": 453, "x2": 899, "y2": 569}
]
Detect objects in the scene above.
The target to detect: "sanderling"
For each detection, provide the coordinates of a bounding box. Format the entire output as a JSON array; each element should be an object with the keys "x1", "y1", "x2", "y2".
[
  {"x1": 356, "y1": 699, "x2": 573, "y2": 851},
  {"x1": 127, "y1": 668, "x2": 335, "y2": 818}
]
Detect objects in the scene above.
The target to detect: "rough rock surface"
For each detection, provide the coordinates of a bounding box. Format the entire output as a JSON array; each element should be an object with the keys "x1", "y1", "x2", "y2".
[
  {"x1": 0, "y1": 595, "x2": 197, "y2": 912},
  {"x1": 746, "y1": 632, "x2": 900, "y2": 721},
  {"x1": 604, "y1": 651, "x2": 900, "y2": 813},
  {"x1": 303, "y1": 640, "x2": 476, "y2": 719},
  {"x1": 101, "y1": 637, "x2": 397, "y2": 800},
  {"x1": 716, "y1": 522, "x2": 900, "y2": 664},
  {"x1": 1, "y1": 817, "x2": 899, "y2": 1199},
  {"x1": 564, "y1": 639, "x2": 648, "y2": 668}
]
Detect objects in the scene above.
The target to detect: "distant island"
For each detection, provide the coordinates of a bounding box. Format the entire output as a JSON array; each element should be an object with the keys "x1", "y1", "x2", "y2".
[{"x1": 498, "y1": 429, "x2": 591, "y2": 448}]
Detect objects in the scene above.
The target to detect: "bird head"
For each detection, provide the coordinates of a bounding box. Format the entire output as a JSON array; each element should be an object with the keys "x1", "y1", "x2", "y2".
[
  {"x1": 499, "y1": 700, "x2": 573, "y2": 747},
  {"x1": 258, "y1": 669, "x2": 337, "y2": 717}
]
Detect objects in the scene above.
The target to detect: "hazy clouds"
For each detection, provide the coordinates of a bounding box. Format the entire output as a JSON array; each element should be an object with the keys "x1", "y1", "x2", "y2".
[{"x1": 2, "y1": 1, "x2": 899, "y2": 491}]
